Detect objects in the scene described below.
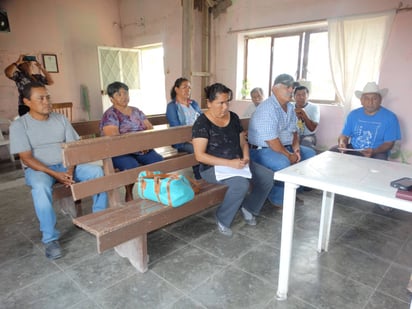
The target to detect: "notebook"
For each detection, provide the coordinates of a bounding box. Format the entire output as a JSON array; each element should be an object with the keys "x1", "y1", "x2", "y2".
[{"x1": 395, "y1": 189, "x2": 412, "y2": 201}]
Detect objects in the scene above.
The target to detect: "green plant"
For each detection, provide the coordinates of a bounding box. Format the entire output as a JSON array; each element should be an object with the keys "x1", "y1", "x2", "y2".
[{"x1": 241, "y1": 80, "x2": 249, "y2": 99}]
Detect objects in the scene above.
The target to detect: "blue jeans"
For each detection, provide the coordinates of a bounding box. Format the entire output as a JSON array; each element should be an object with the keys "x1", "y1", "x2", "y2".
[
  {"x1": 175, "y1": 142, "x2": 201, "y2": 180},
  {"x1": 250, "y1": 145, "x2": 316, "y2": 205},
  {"x1": 200, "y1": 161, "x2": 273, "y2": 228},
  {"x1": 112, "y1": 150, "x2": 163, "y2": 170},
  {"x1": 25, "y1": 163, "x2": 108, "y2": 244}
]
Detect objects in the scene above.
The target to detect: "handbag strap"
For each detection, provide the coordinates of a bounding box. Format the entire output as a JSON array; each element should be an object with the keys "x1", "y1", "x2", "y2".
[{"x1": 139, "y1": 171, "x2": 200, "y2": 194}]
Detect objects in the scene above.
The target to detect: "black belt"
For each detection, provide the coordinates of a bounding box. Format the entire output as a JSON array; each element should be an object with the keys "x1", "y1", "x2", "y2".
[{"x1": 249, "y1": 144, "x2": 267, "y2": 150}]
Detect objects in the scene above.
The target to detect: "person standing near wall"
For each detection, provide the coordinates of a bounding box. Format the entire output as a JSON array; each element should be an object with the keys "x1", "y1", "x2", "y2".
[{"x1": 4, "y1": 55, "x2": 54, "y2": 116}]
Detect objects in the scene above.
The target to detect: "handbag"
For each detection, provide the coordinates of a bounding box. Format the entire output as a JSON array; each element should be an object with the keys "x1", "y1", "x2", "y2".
[{"x1": 137, "y1": 171, "x2": 196, "y2": 207}]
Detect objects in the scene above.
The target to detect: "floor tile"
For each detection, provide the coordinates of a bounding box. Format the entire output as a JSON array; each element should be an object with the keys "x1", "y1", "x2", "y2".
[
  {"x1": 93, "y1": 271, "x2": 183, "y2": 308},
  {"x1": 0, "y1": 231, "x2": 35, "y2": 265},
  {"x1": 290, "y1": 264, "x2": 374, "y2": 309},
  {"x1": 365, "y1": 291, "x2": 410, "y2": 309},
  {"x1": 151, "y1": 244, "x2": 228, "y2": 291},
  {"x1": 168, "y1": 296, "x2": 207, "y2": 308},
  {"x1": 147, "y1": 229, "x2": 188, "y2": 264},
  {"x1": 377, "y1": 263, "x2": 412, "y2": 303},
  {"x1": 356, "y1": 213, "x2": 411, "y2": 240},
  {"x1": 338, "y1": 226, "x2": 404, "y2": 260},
  {"x1": 165, "y1": 215, "x2": 216, "y2": 242},
  {"x1": 0, "y1": 250, "x2": 61, "y2": 298},
  {"x1": 64, "y1": 250, "x2": 136, "y2": 295},
  {"x1": 190, "y1": 266, "x2": 275, "y2": 308},
  {"x1": 265, "y1": 295, "x2": 317, "y2": 309},
  {"x1": 318, "y1": 244, "x2": 390, "y2": 288},
  {"x1": 192, "y1": 229, "x2": 258, "y2": 262},
  {"x1": 1, "y1": 271, "x2": 87, "y2": 309}
]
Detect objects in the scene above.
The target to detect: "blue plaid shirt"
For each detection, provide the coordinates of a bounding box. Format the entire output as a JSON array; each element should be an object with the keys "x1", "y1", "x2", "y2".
[{"x1": 248, "y1": 94, "x2": 298, "y2": 147}]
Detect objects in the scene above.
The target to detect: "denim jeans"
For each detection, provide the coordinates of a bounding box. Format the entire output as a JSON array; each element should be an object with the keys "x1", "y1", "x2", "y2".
[
  {"x1": 25, "y1": 163, "x2": 108, "y2": 244},
  {"x1": 250, "y1": 145, "x2": 316, "y2": 206},
  {"x1": 112, "y1": 150, "x2": 163, "y2": 171},
  {"x1": 200, "y1": 161, "x2": 273, "y2": 228}
]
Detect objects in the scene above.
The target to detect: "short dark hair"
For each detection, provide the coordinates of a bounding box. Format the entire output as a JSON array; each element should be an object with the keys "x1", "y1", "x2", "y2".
[
  {"x1": 21, "y1": 82, "x2": 46, "y2": 100},
  {"x1": 107, "y1": 81, "x2": 129, "y2": 98},
  {"x1": 204, "y1": 83, "x2": 233, "y2": 102},
  {"x1": 294, "y1": 85, "x2": 309, "y2": 95},
  {"x1": 170, "y1": 77, "x2": 189, "y2": 100}
]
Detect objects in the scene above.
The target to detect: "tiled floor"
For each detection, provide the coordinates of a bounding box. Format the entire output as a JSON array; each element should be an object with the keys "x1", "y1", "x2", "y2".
[{"x1": 0, "y1": 159, "x2": 411, "y2": 309}]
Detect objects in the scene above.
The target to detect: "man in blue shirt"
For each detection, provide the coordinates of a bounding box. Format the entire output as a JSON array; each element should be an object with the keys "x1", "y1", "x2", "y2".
[
  {"x1": 335, "y1": 82, "x2": 401, "y2": 160},
  {"x1": 248, "y1": 74, "x2": 316, "y2": 207}
]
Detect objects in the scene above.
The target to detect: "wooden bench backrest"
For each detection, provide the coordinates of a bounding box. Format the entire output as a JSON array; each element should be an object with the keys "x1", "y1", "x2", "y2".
[
  {"x1": 70, "y1": 115, "x2": 169, "y2": 139},
  {"x1": 62, "y1": 118, "x2": 249, "y2": 203}
]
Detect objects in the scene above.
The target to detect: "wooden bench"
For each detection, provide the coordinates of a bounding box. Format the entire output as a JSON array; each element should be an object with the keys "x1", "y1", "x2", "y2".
[
  {"x1": 62, "y1": 118, "x2": 250, "y2": 272},
  {"x1": 54, "y1": 115, "x2": 173, "y2": 216}
]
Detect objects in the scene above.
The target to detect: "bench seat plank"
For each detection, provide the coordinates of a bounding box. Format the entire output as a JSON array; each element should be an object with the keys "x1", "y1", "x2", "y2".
[{"x1": 73, "y1": 182, "x2": 227, "y2": 252}]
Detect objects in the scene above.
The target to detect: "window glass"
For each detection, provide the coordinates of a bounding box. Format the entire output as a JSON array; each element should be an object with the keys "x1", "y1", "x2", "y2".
[
  {"x1": 244, "y1": 28, "x2": 335, "y2": 103},
  {"x1": 307, "y1": 32, "x2": 335, "y2": 101},
  {"x1": 271, "y1": 35, "x2": 300, "y2": 84},
  {"x1": 246, "y1": 37, "x2": 271, "y2": 98}
]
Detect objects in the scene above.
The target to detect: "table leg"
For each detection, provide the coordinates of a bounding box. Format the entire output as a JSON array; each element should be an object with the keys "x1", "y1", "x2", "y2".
[
  {"x1": 276, "y1": 182, "x2": 298, "y2": 301},
  {"x1": 317, "y1": 191, "x2": 335, "y2": 252}
]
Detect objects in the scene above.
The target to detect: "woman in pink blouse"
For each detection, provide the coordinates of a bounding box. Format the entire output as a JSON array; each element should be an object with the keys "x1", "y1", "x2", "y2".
[{"x1": 100, "y1": 81, "x2": 163, "y2": 202}]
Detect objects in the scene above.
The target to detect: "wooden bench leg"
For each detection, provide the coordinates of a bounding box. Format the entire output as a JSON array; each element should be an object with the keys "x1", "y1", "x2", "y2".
[
  {"x1": 75, "y1": 200, "x2": 82, "y2": 217},
  {"x1": 114, "y1": 234, "x2": 148, "y2": 273}
]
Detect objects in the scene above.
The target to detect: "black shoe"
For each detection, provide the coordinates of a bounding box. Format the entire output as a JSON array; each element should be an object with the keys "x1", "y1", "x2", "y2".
[{"x1": 45, "y1": 240, "x2": 62, "y2": 260}]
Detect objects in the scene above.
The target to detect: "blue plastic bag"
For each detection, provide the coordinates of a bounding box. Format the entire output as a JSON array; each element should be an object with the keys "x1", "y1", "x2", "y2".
[{"x1": 137, "y1": 171, "x2": 195, "y2": 207}]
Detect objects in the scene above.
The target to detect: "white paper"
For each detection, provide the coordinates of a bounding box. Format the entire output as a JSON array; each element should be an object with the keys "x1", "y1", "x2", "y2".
[
  {"x1": 215, "y1": 165, "x2": 252, "y2": 181},
  {"x1": 338, "y1": 147, "x2": 365, "y2": 152}
]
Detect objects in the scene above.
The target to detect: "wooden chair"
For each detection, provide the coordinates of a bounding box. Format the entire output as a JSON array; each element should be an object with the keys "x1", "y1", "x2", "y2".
[
  {"x1": 0, "y1": 118, "x2": 15, "y2": 163},
  {"x1": 52, "y1": 102, "x2": 73, "y2": 121}
]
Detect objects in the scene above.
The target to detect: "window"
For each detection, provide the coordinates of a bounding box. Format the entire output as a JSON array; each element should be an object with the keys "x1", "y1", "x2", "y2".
[
  {"x1": 98, "y1": 44, "x2": 166, "y2": 115},
  {"x1": 244, "y1": 27, "x2": 335, "y2": 102}
]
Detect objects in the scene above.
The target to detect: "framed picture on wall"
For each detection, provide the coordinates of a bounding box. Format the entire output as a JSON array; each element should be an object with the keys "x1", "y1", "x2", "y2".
[{"x1": 42, "y1": 54, "x2": 59, "y2": 73}]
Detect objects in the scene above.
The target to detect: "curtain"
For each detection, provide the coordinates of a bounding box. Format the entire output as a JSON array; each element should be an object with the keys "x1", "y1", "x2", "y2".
[{"x1": 328, "y1": 10, "x2": 395, "y2": 116}]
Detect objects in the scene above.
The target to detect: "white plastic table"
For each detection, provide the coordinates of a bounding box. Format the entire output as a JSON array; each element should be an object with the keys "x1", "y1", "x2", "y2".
[{"x1": 274, "y1": 151, "x2": 412, "y2": 300}]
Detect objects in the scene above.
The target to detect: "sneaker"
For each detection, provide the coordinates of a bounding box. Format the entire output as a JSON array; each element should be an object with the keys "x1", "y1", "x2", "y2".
[
  {"x1": 216, "y1": 220, "x2": 233, "y2": 237},
  {"x1": 241, "y1": 207, "x2": 257, "y2": 226},
  {"x1": 45, "y1": 240, "x2": 62, "y2": 260}
]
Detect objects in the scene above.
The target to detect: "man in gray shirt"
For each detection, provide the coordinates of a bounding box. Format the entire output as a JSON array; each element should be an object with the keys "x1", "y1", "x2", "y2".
[{"x1": 10, "y1": 82, "x2": 107, "y2": 260}]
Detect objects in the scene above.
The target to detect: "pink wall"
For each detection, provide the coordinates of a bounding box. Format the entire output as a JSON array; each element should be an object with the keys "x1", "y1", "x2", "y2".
[
  {"x1": 0, "y1": 0, "x2": 121, "y2": 121},
  {"x1": 211, "y1": 0, "x2": 412, "y2": 162},
  {"x1": 1, "y1": 0, "x2": 411, "y2": 162},
  {"x1": 119, "y1": 0, "x2": 205, "y2": 105}
]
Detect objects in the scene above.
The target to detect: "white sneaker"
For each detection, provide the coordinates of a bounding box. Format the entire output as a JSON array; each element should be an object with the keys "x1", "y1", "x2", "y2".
[
  {"x1": 217, "y1": 220, "x2": 233, "y2": 237},
  {"x1": 241, "y1": 207, "x2": 257, "y2": 226}
]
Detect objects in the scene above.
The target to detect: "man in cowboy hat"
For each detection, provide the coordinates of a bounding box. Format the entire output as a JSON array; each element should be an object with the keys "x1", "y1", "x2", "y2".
[{"x1": 334, "y1": 81, "x2": 401, "y2": 160}]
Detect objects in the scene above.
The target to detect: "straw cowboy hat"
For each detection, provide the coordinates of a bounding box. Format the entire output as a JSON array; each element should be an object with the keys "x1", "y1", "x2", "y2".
[{"x1": 355, "y1": 82, "x2": 388, "y2": 99}]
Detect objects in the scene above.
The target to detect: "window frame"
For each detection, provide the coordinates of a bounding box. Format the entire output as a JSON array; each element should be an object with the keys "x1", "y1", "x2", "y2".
[{"x1": 243, "y1": 24, "x2": 337, "y2": 104}]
